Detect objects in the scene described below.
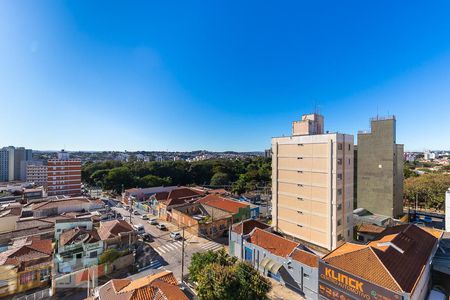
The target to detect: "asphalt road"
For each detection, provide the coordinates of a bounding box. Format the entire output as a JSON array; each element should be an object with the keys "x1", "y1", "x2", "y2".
[{"x1": 112, "y1": 206, "x2": 226, "y2": 281}]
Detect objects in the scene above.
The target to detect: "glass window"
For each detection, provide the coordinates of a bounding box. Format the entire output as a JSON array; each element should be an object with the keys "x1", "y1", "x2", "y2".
[
  {"x1": 337, "y1": 189, "x2": 342, "y2": 196},
  {"x1": 337, "y1": 174, "x2": 343, "y2": 180},
  {"x1": 337, "y1": 159, "x2": 342, "y2": 165},
  {"x1": 89, "y1": 251, "x2": 97, "y2": 258},
  {"x1": 337, "y1": 143, "x2": 343, "y2": 150},
  {"x1": 20, "y1": 271, "x2": 37, "y2": 285}
]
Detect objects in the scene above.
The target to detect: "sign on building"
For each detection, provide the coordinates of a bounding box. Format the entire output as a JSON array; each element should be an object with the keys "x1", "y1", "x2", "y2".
[{"x1": 318, "y1": 261, "x2": 401, "y2": 300}]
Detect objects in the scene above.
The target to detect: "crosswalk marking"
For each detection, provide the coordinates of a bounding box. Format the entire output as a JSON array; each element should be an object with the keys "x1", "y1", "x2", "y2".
[
  {"x1": 200, "y1": 241, "x2": 223, "y2": 252},
  {"x1": 154, "y1": 241, "x2": 182, "y2": 255}
]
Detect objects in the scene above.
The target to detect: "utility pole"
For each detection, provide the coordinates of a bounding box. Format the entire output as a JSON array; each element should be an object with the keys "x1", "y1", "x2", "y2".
[
  {"x1": 181, "y1": 226, "x2": 185, "y2": 283},
  {"x1": 130, "y1": 197, "x2": 133, "y2": 224}
]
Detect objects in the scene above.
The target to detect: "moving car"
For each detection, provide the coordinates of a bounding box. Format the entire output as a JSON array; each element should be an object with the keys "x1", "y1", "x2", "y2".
[
  {"x1": 170, "y1": 232, "x2": 182, "y2": 240},
  {"x1": 148, "y1": 218, "x2": 158, "y2": 225},
  {"x1": 141, "y1": 215, "x2": 149, "y2": 220},
  {"x1": 156, "y1": 224, "x2": 167, "y2": 231}
]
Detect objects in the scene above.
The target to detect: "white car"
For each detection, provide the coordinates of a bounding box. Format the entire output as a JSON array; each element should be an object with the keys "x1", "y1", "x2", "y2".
[
  {"x1": 148, "y1": 218, "x2": 158, "y2": 225},
  {"x1": 156, "y1": 224, "x2": 167, "y2": 231},
  {"x1": 141, "y1": 215, "x2": 149, "y2": 220},
  {"x1": 170, "y1": 232, "x2": 182, "y2": 240}
]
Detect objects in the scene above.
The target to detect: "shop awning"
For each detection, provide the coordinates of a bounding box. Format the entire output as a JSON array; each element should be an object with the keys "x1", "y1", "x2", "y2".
[
  {"x1": 260, "y1": 258, "x2": 283, "y2": 274},
  {"x1": 260, "y1": 257, "x2": 271, "y2": 269}
]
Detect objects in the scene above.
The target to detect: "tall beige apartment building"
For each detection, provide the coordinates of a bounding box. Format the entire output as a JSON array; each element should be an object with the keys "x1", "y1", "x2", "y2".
[{"x1": 271, "y1": 114, "x2": 354, "y2": 251}]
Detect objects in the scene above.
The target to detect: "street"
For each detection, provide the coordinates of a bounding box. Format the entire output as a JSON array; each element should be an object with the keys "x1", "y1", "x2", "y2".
[{"x1": 112, "y1": 206, "x2": 226, "y2": 281}]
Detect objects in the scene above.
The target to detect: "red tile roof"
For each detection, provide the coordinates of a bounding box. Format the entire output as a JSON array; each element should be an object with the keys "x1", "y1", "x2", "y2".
[
  {"x1": 290, "y1": 249, "x2": 319, "y2": 268},
  {"x1": 323, "y1": 224, "x2": 440, "y2": 293},
  {"x1": 232, "y1": 219, "x2": 270, "y2": 235},
  {"x1": 98, "y1": 270, "x2": 188, "y2": 300},
  {"x1": 0, "y1": 239, "x2": 53, "y2": 268},
  {"x1": 161, "y1": 187, "x2": 205, "y2": 207},
  {"x1": 197, "y1": 194, "x2": 248, "y2": 214},
  {"x1": 98, "y1": 220, "x2": 133, "y2": 240},
  {"x1": 248, "y1": 228, "x2": 298, "y2": 257},
  {"x1": 59, "y1": 228, "x2": 100, "y2": 247}
]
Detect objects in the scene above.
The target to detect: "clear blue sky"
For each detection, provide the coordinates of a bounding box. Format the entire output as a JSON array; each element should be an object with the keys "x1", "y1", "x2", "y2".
[{"x1": 1, "y1": 1, "x2": 450, "y2": 152}]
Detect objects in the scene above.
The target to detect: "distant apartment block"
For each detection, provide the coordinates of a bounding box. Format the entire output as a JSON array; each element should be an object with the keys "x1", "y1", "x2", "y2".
[
  {"x1": 272, "y1": 113, "x2": 354, "y2": 251},
  {"x1": 0, "y1": 146, "x2": 33, "y2": 182},
  {"x1": 356, "y1": 116, "x2": 404, "y2": 218},
  {"x1": 26, "y1": 162, "x2": 48, "y2": 187},
  {"x1": 47, "y1": 150, "x2": 82, "y2": 196}
]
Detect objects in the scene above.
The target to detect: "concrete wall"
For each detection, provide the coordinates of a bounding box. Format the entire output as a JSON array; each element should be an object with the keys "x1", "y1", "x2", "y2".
[
  {"x1": 357, "y1": 118, "x2": 404, "y2": 218},
  {"x1": 0, "y1": 215, "x2": 19, "y2": 234}
]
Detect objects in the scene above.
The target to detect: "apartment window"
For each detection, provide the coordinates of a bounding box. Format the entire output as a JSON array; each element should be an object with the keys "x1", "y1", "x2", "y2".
[
  {"x1": 337, "y1": 234, "x2": 344, "y2": 241},
  {"x1": 89, "y1": 251, "x2": 97, "y2": 258},
  {"x1": 347, "y1": 230, "x2": 351, "y2": 237},
  {"x1": 347, "y1": 216, "x2": 350, "y2": 223},
  {"x1": 337, "y1": 219, "x2": 342, "y2": 226},
  {"x1": 337, "y1": 173, "x2": 343, "y2": 180},
  {"x1": 348, "y1": 158, "x2": 351, "y2": 165},
  {"x1": 337, "y1": 189, "x2": 342, "y2": 196},
  {"x1": 348, "y1": 144, "x2": 351, "y2": 151},
  {"x1": 337, "y1": 204, "x2": 342, "y2": 211},
  {"x1": 337, "y1": 159, "x2": 343, "y2": 165},
  {"x1": 337, "y1": 143, "x2": 343, "y2": 150}
]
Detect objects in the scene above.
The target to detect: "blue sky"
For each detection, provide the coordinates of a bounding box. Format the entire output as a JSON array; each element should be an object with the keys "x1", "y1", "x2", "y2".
[{"x1": 1, "y1": 1, "x2": 450, "y2": 152}]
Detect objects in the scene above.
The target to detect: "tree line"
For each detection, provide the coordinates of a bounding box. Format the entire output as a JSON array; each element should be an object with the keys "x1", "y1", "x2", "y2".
[{"x1": 82, "y1": 157, "x2": 271, "y2": 195}]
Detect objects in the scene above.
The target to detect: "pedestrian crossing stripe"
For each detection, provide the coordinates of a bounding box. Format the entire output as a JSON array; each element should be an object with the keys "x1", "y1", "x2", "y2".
[{"x1": 201, "y1": 241, "x2": 223, "y2": 251}]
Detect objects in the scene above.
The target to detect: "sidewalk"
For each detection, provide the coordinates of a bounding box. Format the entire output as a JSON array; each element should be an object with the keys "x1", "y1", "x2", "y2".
[{"x1": 268, "y1": 278, "x2": 305, "y2": 300}]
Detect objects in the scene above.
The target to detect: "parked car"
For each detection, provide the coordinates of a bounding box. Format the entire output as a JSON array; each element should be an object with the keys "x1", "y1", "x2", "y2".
[
  {"x1": 148, "y1": 218, "x2": 158, "y2": 225},
  {"x1": 133, "y1": 224, "x2": 145, "y2": 235},
  {"x1": 141, "y1": 215, "x2": 149, "y2": 220},
  {"x1": 133, "y1": 210, "x2": 141, "y2": 215},
  {"x1": 141, "y1": 233, "x2": 152, "y2": 242},
  {"x1": 170, "y1": 232, "x2": 182, "y2": 240},
  {"x1": 156, "y1": 224, "x2": 167, "y2": 231}
]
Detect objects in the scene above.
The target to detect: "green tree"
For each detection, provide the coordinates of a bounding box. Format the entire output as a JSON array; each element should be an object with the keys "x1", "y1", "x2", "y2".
[
  {"x1": 189, "y1": 248, "x2": 236, "y2": 283},
  {"x1": 99, "y1": 248, "x2": 121, "y2": 264},
  {"x1": 404, "y1": 173, "x2": 450, "y2": 210},
  {"x1": 210, "y1": 172, "x2": 230, "y2": 186},
  {"x1": 138, "y1": 174, "x2": 171, "y2": 187},
  {"x1": 234, "y1": 262, "x2": 271, "y2": 300},
  {"x1": 103, "y1": 167, "x2": 135, "y2": 193}
]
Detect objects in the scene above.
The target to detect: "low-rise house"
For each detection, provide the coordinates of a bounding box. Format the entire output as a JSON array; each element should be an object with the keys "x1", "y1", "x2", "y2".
[
  {"x1": 95, "y1": 270, "x2": 188, "y2": 300},
  {"x1": 55, "y1": 218, "x2": 93, "y2": 242},
  {"x1": 230, "y1": 219, "x2": 319, "y2": 299},
  {"x1": 355, "y1": 223, "x2": 385, "y2": 242},
  {"x1": 0, "y1": 203, "x2": 22, "y2": 234},
  {"x1": 320, "y1": 224, "x2": 443, "y2": 300},
  {"x1": 172, "y1": 203, "x2": 232, "y2": 239},
  {"x1": 55, "y1": 227, "x2": 103, "y2": 273},
  {"x1": 97, "y1": 219, "x2": 136, "y2": 251},
  {"x1": 0, "y1": 239, "x2": 53, "y2": 298},
  {"x1": 122, "y1": 186, "x2": 178, "y2": 205},
  {"x1": 22, "y1": 188, "x2": 45, "y2": 201},
  {"x1": 27, "y1": 197, "x2": 104, "y2": 218},
  {"x1": 197, "y1": 194, "x2": 251, "y2": 223},
  {"x1": 157, "y1": 187, "x2": 205, "y2": 221}
]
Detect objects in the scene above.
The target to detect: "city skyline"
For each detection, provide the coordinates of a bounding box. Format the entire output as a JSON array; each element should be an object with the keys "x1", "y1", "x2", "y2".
[{"x1": 2, "y1": 1, "x2": 450, "y2": 152}]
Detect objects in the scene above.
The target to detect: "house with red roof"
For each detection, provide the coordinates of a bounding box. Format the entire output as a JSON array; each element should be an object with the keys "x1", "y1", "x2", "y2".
[
  {"x1": 196, "y1": 194, "x2": 251, "y2": 223},
  {"x1": 0, "y1": 239, "x2": 53, "y2": 298},
  {"x1": 229, "y1": 219, "x2": 319, "y2": 299}
]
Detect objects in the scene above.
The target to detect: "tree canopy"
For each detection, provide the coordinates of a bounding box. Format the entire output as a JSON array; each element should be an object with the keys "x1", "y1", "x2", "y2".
[
  {"x1": 82, "y1": 157, "x2": 271, "y2": 194},
  {"x1": 404, "y1": 173, "x2": 450, "y2": 210},
  {"x1": 189, "y1": 249, "x2": 271, "y2": 300}
]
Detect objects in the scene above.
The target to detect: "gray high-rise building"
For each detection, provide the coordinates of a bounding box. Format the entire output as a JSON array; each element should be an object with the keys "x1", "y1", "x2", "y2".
[
  {"x1": 0, "y1": 149, "x2": 9, "y2": 182},
  {"x1": 356, "y1": 116, "x2": 404, "y2": 218},
  {"x1": 0, "y1": 146, "x2": 33, "y2": 182}
]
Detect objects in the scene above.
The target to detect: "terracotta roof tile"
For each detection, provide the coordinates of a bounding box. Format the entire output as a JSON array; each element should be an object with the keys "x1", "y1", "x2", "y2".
[
  {"x1": 197, "y1": 194, "x2": 248, "y2": 214},
  {"x1": 248, "y1": 228, "x2": 298, "y2": 257},
  {"x1": 289, "y1": 249, "x2": 319, "y2": 268},
  {"x1": 98, "y1": 220, "x2": 133, "y2": 240},
  {"x1": 232, "y1": 219, "x2": 270, "y2": 235},
  {"x1": 357, "y1": 223, "x2": 385, "y2": 234},
  {"x1": 323, "y1": 224, "x2": 440, "y2": 293}
]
